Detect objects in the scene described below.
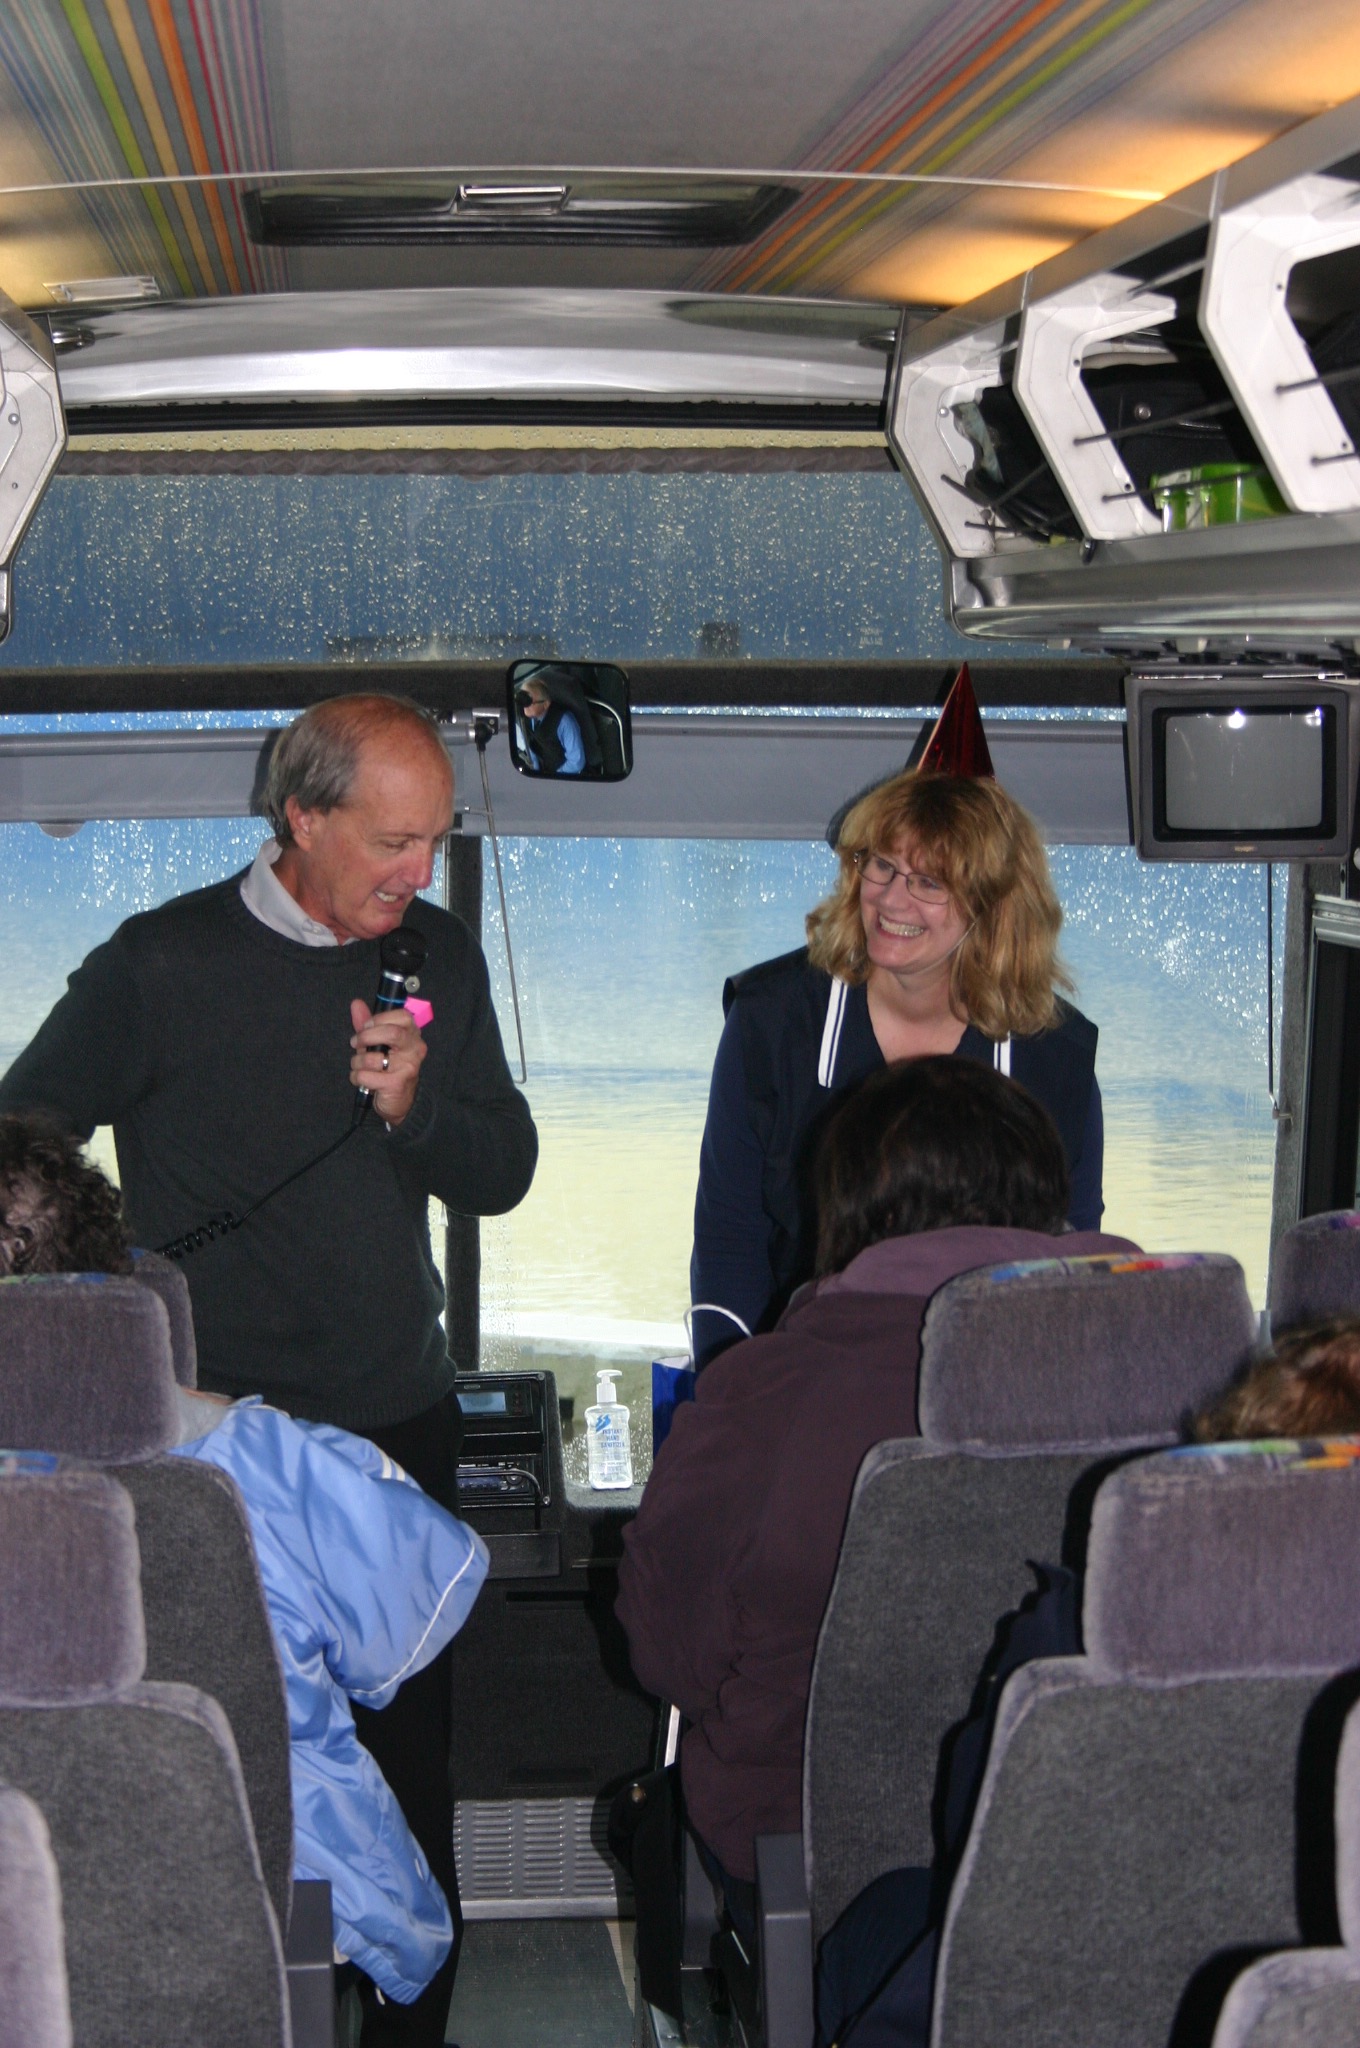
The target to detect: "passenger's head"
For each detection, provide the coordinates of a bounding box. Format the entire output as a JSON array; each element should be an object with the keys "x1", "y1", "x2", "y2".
[
  {"x1": 814, "y1": 1056, "x2": 1070, "y2": 1275},
  {"x1": 1191, "y1": 1317, "x2": 1360, "y2": 1441},
  {"x1": 806, "y1": 771, "x2": 1070, "y2": 1039},
  {"x1": 0, "y1": 1115, "x2": 131, "y2": 1278},
  {"x1": 261, "y1": 694, "x2": 454, "y2": 942}
]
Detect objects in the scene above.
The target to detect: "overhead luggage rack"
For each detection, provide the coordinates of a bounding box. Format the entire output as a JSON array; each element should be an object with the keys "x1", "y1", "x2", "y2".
[{"x1": 887, "y1": 93, "x2": 1360, "y2": 663}]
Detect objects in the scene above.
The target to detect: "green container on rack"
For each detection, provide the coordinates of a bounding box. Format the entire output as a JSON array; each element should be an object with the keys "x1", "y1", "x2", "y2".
[{"x1": 1150, "y1": 462, "x2": 1287, "y2": 531}]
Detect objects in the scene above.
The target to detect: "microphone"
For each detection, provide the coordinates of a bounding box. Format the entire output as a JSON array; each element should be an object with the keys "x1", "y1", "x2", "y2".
[{"x1": 356, "y1": 924, "x2": 429, "y2": 1103}]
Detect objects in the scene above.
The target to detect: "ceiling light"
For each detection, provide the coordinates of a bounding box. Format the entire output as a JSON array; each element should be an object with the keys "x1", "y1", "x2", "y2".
[
  {"x1": 457, "y1": 184, "x2": 567, "y2": 214},
  {"x1": 44, "y1": 277, "x2": 160, "y2": 306}
]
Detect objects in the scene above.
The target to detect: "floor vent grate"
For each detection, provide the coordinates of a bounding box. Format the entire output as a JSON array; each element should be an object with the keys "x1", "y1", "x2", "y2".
[{"x1": 454, "y1": 1797, "x2": 630, "y2": 1919}]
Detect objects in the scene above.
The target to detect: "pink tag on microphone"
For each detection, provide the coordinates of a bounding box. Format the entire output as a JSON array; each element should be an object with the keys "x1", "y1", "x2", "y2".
[{"x1": 404, "y1": 997, "x2": 434, "y2": 1030}]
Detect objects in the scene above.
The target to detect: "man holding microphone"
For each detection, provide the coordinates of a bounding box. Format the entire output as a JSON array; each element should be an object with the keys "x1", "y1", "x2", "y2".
[{"x1": 0, "y1": 691, "x2": 538, "y2": 2045}]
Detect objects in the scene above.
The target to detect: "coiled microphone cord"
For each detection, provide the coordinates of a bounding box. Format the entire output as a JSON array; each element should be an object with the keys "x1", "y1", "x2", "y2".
[{"x1": 162, "y1": 1211, "x2": 240, "y2": 1257}]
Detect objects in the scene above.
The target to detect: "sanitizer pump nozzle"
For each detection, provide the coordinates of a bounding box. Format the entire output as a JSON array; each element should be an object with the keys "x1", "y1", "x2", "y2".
[{"x1": 585, "y1": 1369, "x2": 633, "y2": 1491}]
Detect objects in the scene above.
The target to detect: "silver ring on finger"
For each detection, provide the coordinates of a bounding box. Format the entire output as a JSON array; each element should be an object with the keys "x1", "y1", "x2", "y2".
[{"x1": 381, "y1": 1052, "x2": 390, "y2": 1072}]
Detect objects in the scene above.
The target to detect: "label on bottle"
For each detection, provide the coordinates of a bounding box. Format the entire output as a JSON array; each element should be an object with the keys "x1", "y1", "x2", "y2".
[{"x1": 587, "y1": 1408, "x2": 633, "y2": 1489}]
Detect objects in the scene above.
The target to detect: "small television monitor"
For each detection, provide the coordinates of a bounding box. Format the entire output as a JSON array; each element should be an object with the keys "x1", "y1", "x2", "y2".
[{"x1": 1125, "y1": 673, "x2": 1360, "y2": 861}]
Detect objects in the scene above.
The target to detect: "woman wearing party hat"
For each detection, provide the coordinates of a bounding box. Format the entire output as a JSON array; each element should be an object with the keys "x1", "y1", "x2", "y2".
[{"x1": 689, "y1": 666, "x2": 1102, "y2": 1366}]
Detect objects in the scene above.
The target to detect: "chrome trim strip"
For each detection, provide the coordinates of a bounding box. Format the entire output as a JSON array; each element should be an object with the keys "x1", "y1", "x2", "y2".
[{"x1": 55, "y1": 289, "x2": 892, "y2": 410}]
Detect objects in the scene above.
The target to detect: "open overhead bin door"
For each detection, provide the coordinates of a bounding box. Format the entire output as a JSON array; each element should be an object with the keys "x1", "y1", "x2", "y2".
[{"x1": 888, "y1": 94, "x2": 1360, "y2": 663}]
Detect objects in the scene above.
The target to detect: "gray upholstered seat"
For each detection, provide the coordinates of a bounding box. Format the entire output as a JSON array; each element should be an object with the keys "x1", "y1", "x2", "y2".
[
  {"x1": 1209, "y1": 1951, "x2": 1360, "y2": 2047},
  {"x1": 1268, "y1": 1209, "x2": 1360, "y2": 1330},
  {"x1": 0, "y1": 1273, "x2": 294, "y2": 1930},
  {"x1": 0, "y1": 1784, "x2": 73, "y2": 2048},
  {"x1": 112, "y1": 1456, "x2": 294, "y2": 1929},
  {"x1": 803, "y1": 1249, "x2": 1255, "y2": 1943},
  {"x1": 930, "y1": 1439, "x2": 1360, "y2": 2048},
  {"x1": 1208, "y1": 1678, "x2": 1360, "y2": 2047},
  {"x1": 131, "y1": 1250, "x2": 200, "y2": 1387},
  {"x1": 0, "y1": 1274, "x2": 179, "y2": 1462},
  {"x1": 0, "y1": 1462, "x2": 290, "y2": 2048}
]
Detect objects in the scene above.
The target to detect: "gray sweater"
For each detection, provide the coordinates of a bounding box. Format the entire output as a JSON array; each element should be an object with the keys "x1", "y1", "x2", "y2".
[{"x1": 0, "y1": 877, "x2": 538, "y2": 1429}]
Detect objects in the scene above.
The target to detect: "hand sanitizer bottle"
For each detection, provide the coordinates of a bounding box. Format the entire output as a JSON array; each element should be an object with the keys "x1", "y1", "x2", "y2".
[{"x1": 586, "y1": 1370, "x2": 633, "y2": 1490}]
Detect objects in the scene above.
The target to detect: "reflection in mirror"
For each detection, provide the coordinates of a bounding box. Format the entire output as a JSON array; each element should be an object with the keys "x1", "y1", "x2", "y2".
[{"x1": 507, "y1": 661, "x2": 633, "y2": 782}]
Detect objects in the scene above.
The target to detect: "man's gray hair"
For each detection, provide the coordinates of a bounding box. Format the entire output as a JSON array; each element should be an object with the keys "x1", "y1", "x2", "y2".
[{"x1": 262, "y1": 694, "x2": 447, "y2": 844}]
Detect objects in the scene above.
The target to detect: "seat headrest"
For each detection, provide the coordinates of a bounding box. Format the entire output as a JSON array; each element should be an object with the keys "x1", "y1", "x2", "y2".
[
  {"x1": 1269, "y1": 1210, "x2": 1360, "y2": 1330},
  {"x1": 129, "y1": 1252, "x2": 197, "y2": 1388},
  {"x1": 1085, "y1": 1441, "x2": 1360, "y2": 1681},
  {"x1": 0, "y1": 1784, "x2": 73, "y2": 2048},
  {"x1": 0, "y1": 1464, "x2": 145, "y2": 1703},
  {"x1": 0, "y1": 1276, "x2": 178, "y2": 1460},
  {"x1": 1335, "y1": 1699, "x2": 1360, "y2": 1947},
  {"x1": 918, "y1": 1253, "x2": 1256, "y2": 1450}
]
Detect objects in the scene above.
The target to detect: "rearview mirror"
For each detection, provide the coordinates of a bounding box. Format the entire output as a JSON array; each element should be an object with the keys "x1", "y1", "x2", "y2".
[{"x1": 506, "y1": 661, "x2": 633, "y2": 781}]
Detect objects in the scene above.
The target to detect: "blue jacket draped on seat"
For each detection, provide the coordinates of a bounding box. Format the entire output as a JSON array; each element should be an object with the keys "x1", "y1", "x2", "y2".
[{"x1": 174, "y1": 1396, "x2": 488, "y2": 2004}]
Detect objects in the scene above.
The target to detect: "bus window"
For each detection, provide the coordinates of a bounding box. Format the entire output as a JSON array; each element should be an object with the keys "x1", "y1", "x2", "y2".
[
  {"x1": 1053, "y1": 847, "x2": 1281, "y2": 1298},
  {"x1": 479, "y1": 828, "x2": 1283, "y2": 1496},
  {"x1": 478, "y1": 835, "x2": 835, "y2": 1487}
]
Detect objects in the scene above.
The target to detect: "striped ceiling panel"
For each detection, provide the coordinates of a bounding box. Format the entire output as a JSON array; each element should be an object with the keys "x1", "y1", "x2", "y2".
[
  {"x1": 0, "y1": 0, "x2": 285, "y2": 296},
  {"x1": 689, "y1": 0, "x2": 1246, "y2": 299},
  {"x1": 0, "y1": 0, "x2": 1356, "y2": 312}
]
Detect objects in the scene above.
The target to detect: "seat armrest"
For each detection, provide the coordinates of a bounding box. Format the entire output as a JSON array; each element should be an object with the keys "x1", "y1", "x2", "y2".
[
  {"x1": 755, "y1": 1832, "x2": 813, "y2": 2048},
  {"x1": 285, "y1": 1878, "x2": 335, "y2": 2048}
]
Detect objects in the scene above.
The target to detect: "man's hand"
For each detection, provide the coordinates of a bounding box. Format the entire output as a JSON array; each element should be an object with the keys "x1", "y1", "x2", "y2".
[{"x1": 350, "y1": 999, "x2": 426, "y2": 1125}]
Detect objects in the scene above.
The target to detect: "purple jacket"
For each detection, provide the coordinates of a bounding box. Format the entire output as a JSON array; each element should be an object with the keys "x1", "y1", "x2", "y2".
[{"x1": 617, "y1": 1225, "x2": 1138, "y2": 1880}]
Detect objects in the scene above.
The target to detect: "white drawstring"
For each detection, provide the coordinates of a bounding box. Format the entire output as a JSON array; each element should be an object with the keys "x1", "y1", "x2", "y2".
[{"x1": 818, "y1": 976, "x2": 849, "y2": 1087}]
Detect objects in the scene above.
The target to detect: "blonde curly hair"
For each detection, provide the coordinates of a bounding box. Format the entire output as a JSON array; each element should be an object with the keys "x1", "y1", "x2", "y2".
[{"x1": 805, "y1": 771, "x2": 1072, "y2": 1040}]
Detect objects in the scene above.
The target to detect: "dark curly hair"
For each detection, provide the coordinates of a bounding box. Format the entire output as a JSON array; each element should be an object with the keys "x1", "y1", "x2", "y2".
[
  {"x1": 815, "y1": 1056, "x2": 1070, "y2": 1276},
  {"x1": 0, "y1": 1114, "x2": 132, "y2": 1277}
]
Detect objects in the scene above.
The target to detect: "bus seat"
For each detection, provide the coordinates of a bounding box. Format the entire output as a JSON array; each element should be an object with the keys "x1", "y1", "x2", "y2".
[
  {"x1": 0, "y1": 1276, "x2": 294, "y2": 1935},
  {"x1": 585, "y1": 693, "x2": 629, "y2": 776},
  {"x1": 0, "y1": 1783, "x2": 73, "y2": 2048},
  {"x1": 930, "y1": 1440, "x2": 1360, "y2": 2048},
  {"x1": 916, "y1": 1248, "x2": 1256, "y2": 1450},
  {"x1": 1209, "y1": 1693, "x2": 1360, "y2": 2046},
  {"x1": 804, "y1": 1249, "x2": 1255, "y2": 1946},
  {"x1": 0, "y1": 1274, "x2": 179, "y2": 1461},
  {"x1": 1268, "y1": 1209, "x2": 1360, "y2": 1330},
  {"x1": 0, "y1": 1463, "x2": 291, "y2": 2047},
  {"x1": 1208, "y1": 1947, "x2": 1360, "y2": 2046},
  {"x1": 131, "y1": 1251, "x2": 199, "y2": 1385},
  {"x1": 112, "y1": 1458, "x2": 294, "y2": 1934}
]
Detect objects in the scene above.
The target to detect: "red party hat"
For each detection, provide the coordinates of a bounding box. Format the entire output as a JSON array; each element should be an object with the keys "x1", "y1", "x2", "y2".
[{"x1": 914, "y1": 664, "x2": 995, "y2": 779}]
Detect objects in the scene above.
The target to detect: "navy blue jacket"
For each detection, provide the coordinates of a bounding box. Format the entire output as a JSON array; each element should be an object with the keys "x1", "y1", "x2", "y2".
[{"x1": 690, "y1": 949, "x2": 1101, "y2": 1360}]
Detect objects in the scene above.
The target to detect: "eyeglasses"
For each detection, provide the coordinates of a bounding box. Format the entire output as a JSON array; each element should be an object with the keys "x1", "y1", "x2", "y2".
[{"x1": 853, "y1": 851, "x2": 950, "y2": 903}]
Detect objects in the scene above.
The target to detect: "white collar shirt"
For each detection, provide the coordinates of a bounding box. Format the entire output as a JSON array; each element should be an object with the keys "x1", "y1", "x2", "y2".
[{"x1": 240, "y1": 836, "x2": 351, "y2": 947}]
